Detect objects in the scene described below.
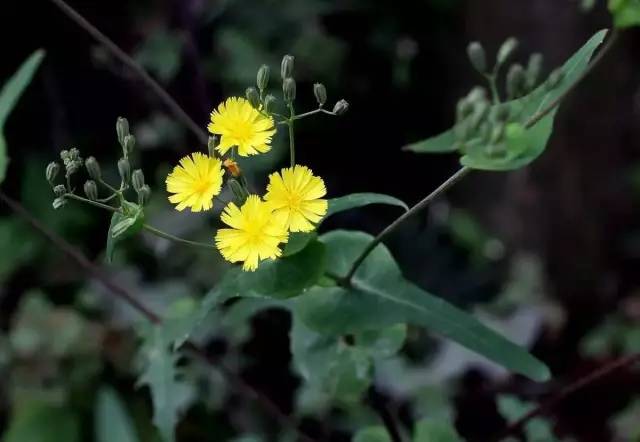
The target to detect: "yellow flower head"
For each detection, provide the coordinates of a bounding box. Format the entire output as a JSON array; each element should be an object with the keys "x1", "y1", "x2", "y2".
[
  {"x1": 215, "y1": 195, "x2": 289, "y2": 271},
  {"x1": 207, "y1": 97, "x2": 276, "y2": 157},
  {"x1": 165, "y1": 152, "x2": 224, "y2": 212},
  {"x1": 264, "y1": 165, "x2": 328, "y2": 233}
]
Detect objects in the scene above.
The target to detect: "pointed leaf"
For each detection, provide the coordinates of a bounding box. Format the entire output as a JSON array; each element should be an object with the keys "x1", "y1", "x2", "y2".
[
  {"x1": 327, "y1": 193, "x2": 409, "y2": 218},
  {"x1": 294, "y1": 231, "x2": 550, "y2": 381},
  {"x1": 0, "y1": 50, "x2": 45, "y2": 185}
]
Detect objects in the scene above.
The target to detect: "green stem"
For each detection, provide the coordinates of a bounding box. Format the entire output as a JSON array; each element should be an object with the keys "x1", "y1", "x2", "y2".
[
  {"x1": 142, "y1": 225, "x2": 216, "y2": 250},
  {"x1": 486, "y1": 74, "x2": 500, "y2": 104},
  {"x1": 66, "y1": 193, "x2": 118, "y2": 212},
  {"x1": 287, "y1": 103, "x2": 296, "y2": 167}
]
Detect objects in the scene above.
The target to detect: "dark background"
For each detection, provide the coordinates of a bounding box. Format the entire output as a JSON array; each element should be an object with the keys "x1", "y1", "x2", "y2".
[{"x1": 1, "y1": 0, "x2": 639, "y2": 441}]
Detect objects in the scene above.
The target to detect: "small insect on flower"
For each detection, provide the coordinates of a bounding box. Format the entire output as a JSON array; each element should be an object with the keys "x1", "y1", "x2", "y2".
[
  {"x1": 215, "y1": 195, "x2": 289, "y2": 271},
  {"x1": 264, "y1": 165, "x2": 328, "y2": 233},
  {"x1": 165, "y1": 152, "x2": 224, "y2": 212},
  {"x1": 208, "y1": 97, "x2": 276, "y2": 157}
]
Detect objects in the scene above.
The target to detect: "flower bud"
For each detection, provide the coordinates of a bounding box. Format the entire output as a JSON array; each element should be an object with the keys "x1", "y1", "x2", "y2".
[
  {"x1": 52, "y1": 197, "x2": 66, "y2": 210},
  {"x1": 138, "y1": 184, "x2": 151, "y2": 205},
  {"x1": 208, "y1": 136, "x2": 219, "y2": 157},
  {"x1": 469, "y1": 101, "x2": 489, "y2": 128},
  {"x1": 283, "y1": 78, "x2": 296, "y2": 102},
  {"x1": 116, "y1": 117, "x2": 130, "y2": 147},
  {"x1": 228, "y1": 178, "x2": 248, "y2": 204},
  {"x1": 61, "y1": 148, "x2": 83, "y2": 176},
  {"x1": 257, "y1": 64, "x2": 270, "y2": 91},
  {"x1": 313, "y1": 83, "x2": 327, "y2": 107},
  {"x1": 246, "y1": 87, "x2": 261, "y2": 109},
  {"x1": 506, "y1": 64, "x2": 526, "y2": 99},
  {"x1": 456, "y1": 98, "x2": 474, "y2": 121},
  {"x1": 263, "y1": 94, "x2": 276, "y2": 113},
  {"x1": 467, "y1": 86, "x2": 488, "y2": 104},
  {"x1": 84, "y1": 180, "x2": 98, "y2": 201},
  {"x1": 123, "y1": 134, "x2": 136, "y2": 155},
  {"x1": 497, "y1": 37, "x2": 518, "y2": 66},
  {"x1": 46, "y1": 162, "x2": 60, "y2": 185},
  {"x1": 281, "y1": 54, "x2": 295, "y2": 80},
  {"x1": 53, "y1": 184, "x2": 66, "y2": 197},
  {"x1": 223, "y1": 159, "x2": 241, "y2": 177},
  {"x1": 526, "y1": 53, "x2": 543, "y2": 90},
  {"x1": 467, "y1": 41, "x2": 487, "y2": 73},
  {"x1": 132, "y1": 169, "x2": 145, "y2": 193},
  {"x1": 546, "y1": 68, "x2": 565, "y2": 90},
  {"x1": 85, "y1": 156, "x2": 101, "y2": 180},
  {"x1": 333, "y1": 99, "x2": 349, "y2": 115},
  {"x1": 118, "y1": 158, "x2": 131, "y2": 183}
]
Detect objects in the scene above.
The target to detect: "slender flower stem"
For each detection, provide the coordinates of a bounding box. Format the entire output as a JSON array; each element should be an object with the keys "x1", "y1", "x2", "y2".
[
  {"x1": 287, "y1": 103, "x2": 296, "y2": 167},
  {"x1": 66, "y1": 193, "x2": 118, "y2": 212},
  {"x1": 142, "y1": 224, "x2": 216, "y2": 250},
  {"x1": 342, "y1": 29, "x2": 619, "y2": 285},
  {"x1": 486, "y1": 74, "x2": 501, "y2": 104}
]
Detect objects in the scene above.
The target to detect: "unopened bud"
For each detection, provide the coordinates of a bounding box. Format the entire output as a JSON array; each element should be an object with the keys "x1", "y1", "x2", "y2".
[
  {"x1": 263, "y1": 94, "x2": 276, "y2": 113},
  {"x1": 85, "y1": 156, "x2": 101, "y2": 180},
  {"x1": 208, "y1": 136, "x2": 219, "y2": 157},
  {"x1": 123, "y1": 134, "x2": 136, "y2": 155},
  {"x1": 281, "y1": 54, "x2": 295, "y2": 80},
  {"x1": 132, "y1": 169, "x2": 145, "y2": 193},
  {"x1": 283, "y1": 78, "x2": 296, "y2": 102},
  {"x1": 118, "y1": 158, "x2": 131, "y2": 183},
  {"x1": 526, "y1": 53, "x2": 543, "y2": 90},
  {"x1": 228, "y1": 179, "x2": 248, "y2": 204},
  {"x1": 497, "y1": 37, "x2": 519, "y2": 66},
  {"x1": 84, "y1": 180, "x2": 98, "y2": 201},
  {"x1": 46, "y1": 162, "x2": 60, "y2": 185},
  {"x1": 333, "y1": 99, "x2": 349, "y2": 115},
  {"x1": 546, "y1": 68, "x2": 565, "y2": 90},
  {"x1": 467, "y1": 41, "x2": 487, "y2": 73},
  {"x1": 257, "y1": 64, "x2": 270, "y2": 91},
  {"x1": 313, "y1": 83, "x2": 327, "y2": 107},
  {"x1": 53, "y1": 184, "x2": 66, "y2": 197},
  {"x1": 456, "y1": 98, "x2": 474, "y2": 121},
  {"x1": 506, "y1": 64, "x2": 526, "y2": 99},
  {"x1": 223, "y1": 159, "x2": 241, "y2": 177},
  {"x1": 116, "y1": 117, "x2": 130, "y2": 147},
  {"x1": 52, "y1": 197, "x2": 66, "y2": 210},
  {"x1": 469, "y1": 102, "x2": 489, "y2": 128},
  {"x1": 246, "y1": 87, "x2": 261, "y2": 109},
  {"x1": 138, "y1": 185, "x2": 151, "y2": 205},
  {"x1": 467, "y1": 87, "x2": 488, "y2": 104}
]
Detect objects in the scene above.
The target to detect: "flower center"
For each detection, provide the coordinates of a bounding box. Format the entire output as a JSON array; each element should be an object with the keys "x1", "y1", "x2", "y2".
[{"x1": 232, "y1": 120, "x2": 254, "y2": 143}]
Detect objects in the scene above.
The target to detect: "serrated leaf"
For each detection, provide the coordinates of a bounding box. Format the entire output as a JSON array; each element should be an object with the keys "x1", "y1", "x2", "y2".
[
  {"x1": 413, "y1": 418, "x2": 461, "y2": 442},
  {"x1": 138, "y1": 325, "x2": 191, "y2": 442},
  {"x1": 95, "y1": 387, "x2": 140, "y2": 442},
  {"x1": 327, "y1": 193, "x2": 409, "y2": 217},
  {"x1": 0, "y1": 50, "x2": 45, "y2": 185},
  {"x1": 353, "y1": 426, "x2": 392, "y2": 442},
  {"x1": 405, "y1": 30, "x2": 608, "y2": 171},
  {"x1": 609, "y1": 0, "x2": 640, "y2": 28},
  {"x1": 294, "y1": 231, "x2": 550, "y2": 381}
]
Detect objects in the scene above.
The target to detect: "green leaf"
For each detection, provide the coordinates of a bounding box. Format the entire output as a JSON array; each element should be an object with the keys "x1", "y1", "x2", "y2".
[
  {"x1": 413, "y1": 418, "x2": 462, "y2": 442},
  {"x1": 355, "y1": 324, "x2": 407, "y2": 359},
  {"x1": 497, "y1": 395, "x2": 558, "y2": 442},
  {"x1": 294, "y1": 231, "x2": 550, "y2": 381},
  {"x1": 609, "y1": 0, "x2": 640, "y2": 28},
  {"x1": 0, "y1": 50, "x2": 45, "y2": 185},
  {"x1": 216, "y1": 240, "x2": 327, "y2": 300},
  {"x1": 403, "y1": 130, "x2": 457, "y2": 154},
  {"x1": 4, "y1": 401, "x2": 80, "y2": 442},
  {"x1": 405, "y1": 30, "x2": 608, "y2": 171},
  {"x1": 105, "y1": 203, "x2": 144, "y2": 263},
  {"x1": 327, "y1": 193, "x2": 409, "y2": 218},
  {"x1": 353, "y1": 426, "x2": 392, "y2": 442},
  {"x1": 95, "y1": 387, "x2": 140, "y2": 442},
  {"x1": 283, "y1": 232, "x2": 317, "y2": 257},
  {"x1": 137, "y1": 325, "x2": 191, "y2": 442}
]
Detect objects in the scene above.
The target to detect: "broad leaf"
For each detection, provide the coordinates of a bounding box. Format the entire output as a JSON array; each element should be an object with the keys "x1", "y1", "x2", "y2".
[
  {"x1": 138, "y1": 325, "x2": 192, "y2": 442},
  {"x1": 353, "y1": 426, "x2": 392, "y2": 442},
  {"x1": 0, "y1": 50, "x2": 45, "y2": 185},
  {"x1": 294, "y1": 231, "x2": 550, "y2": 381},
  {"x1": 283, "y1": 232, "x2": 317, "y2": 257},
  {"x1": 413, "y1": 418, "x2": 461, "y2": 442},
  {"x1": 95, "y1": 387, "x2": 140, "y2": 442},
  {"x1": 609, "y1": 0, "x2": 640, "y2": 28},
  {"x1": 105, "y1": 202, "x2": 144, "y2": 262},
  {"x1": 405, "y1": 30, "x2": 608, "y2": 171},
  {"x1": 328, "y1": 193, "x2": 409, "y2": 217}
]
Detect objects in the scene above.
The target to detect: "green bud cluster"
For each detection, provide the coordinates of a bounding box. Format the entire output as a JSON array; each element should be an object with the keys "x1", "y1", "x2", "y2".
[{"x1": 60, "y1": 148, "x2": 83, "y2": 177}]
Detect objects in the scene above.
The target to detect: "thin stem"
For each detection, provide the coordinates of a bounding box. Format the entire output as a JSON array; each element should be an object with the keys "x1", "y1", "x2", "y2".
[
  {"x1": 142, "y1": 224, "x2": 216, "y2": 250},
  {"x1": 496, "y1": 353, "x2": 640, "y2": 441},
  {"x1": 0, "y1": 190, "x2": 317, "y2": 442},
  {"x1": 342, "y1": 28, "x2": 619, "y2": 285},
  {"x1": 287, "y1": 103, "x2": 296, "y2": 167},
  {"x1": 47, "y1": 0, "x2": 208, "y2": 145},
  {"x1": 485, "y1": 74, "x2": 501, "y2": 104},
  {"x1": 66, "y1": 193, "x2": 118, "y2": 212}
]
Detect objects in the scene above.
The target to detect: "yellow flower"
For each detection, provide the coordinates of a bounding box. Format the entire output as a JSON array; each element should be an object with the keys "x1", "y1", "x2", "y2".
[
  {"x1": 215, "y1": 195, "x2": 289, "y2": 271},
  {"x1": 165, "y1": 152, "x2": 224, "y2": 212},
  {"x1": 207, "y1": 97, "x2": 276, "y2": 157},
  {"x1": 264, "y1": 165, "x2": 328, "y2": 232}
]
